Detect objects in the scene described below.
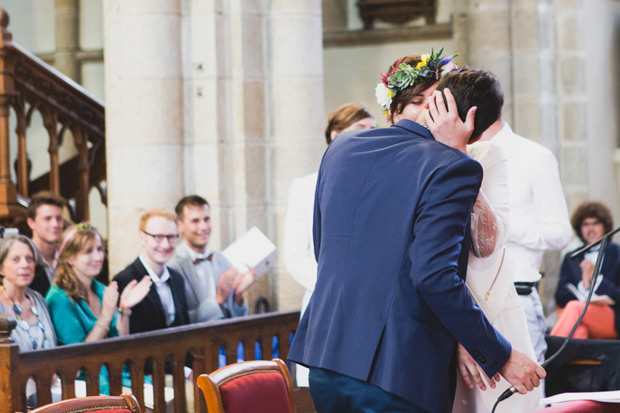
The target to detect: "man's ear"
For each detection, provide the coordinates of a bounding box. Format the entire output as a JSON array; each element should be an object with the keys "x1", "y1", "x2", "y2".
[
  {"x1": 27, "y1": 218, "x2": 35, "y2": 230},
  {"x1": 468, "y1": 134, "x2": 482, "y2": 144},
  {"x1": 138, "y1": 231, "x2": 147, "y2": 248}
]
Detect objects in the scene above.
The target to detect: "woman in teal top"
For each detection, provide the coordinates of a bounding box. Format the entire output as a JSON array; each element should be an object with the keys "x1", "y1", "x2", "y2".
[{"x1": 46, "y1": 223, "x2": 151, "y2": 394}]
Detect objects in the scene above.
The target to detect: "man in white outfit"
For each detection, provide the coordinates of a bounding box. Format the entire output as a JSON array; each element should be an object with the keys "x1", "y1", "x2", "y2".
[{"x1": 481, "y1": 120, "x2": 572, "y2": 364}]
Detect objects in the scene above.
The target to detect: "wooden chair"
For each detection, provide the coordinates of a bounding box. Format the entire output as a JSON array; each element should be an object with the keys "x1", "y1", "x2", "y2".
[
  {"x1": 197, "y1": 358, "x2": 296, "y2": 413},
  {"x1": 30, "y1": 394, "x2": 140, "y2": 413}
]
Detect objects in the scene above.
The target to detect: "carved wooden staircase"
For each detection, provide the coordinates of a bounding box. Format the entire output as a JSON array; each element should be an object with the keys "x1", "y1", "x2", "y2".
[{"x1": 0, "y1": 8, "x2": 105, "y2": 227}]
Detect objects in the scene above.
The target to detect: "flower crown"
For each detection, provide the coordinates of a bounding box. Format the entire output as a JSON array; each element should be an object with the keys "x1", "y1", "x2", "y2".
[{"x1": 375, "y1": 49, "x2": 459, "y2": 116}]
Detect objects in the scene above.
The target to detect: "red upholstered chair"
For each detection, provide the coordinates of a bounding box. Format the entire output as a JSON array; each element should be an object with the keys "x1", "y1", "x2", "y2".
[
  {"x1": 535, "y1": 400, "x2": 619, "y2": 412},
  {"x1": 196, "y1": 358, "x2": 296, "y2": 413},
  {"x1": 30, "y1": 394, "x2": 140, "y2": 413}
]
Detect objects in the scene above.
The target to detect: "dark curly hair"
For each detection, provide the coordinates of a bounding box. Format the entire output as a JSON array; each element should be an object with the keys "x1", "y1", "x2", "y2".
[{"x1": 570, "y1": 201, "x2": 613, "y2": 243}]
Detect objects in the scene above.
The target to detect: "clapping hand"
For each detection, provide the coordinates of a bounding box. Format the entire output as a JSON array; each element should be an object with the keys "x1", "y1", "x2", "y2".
[
  {"x1": 233, "y1": 266, "x2": 257, "y2": 305},
  {"x1": 580, "y1": 260, "x2": 595, "y2": 289},
  {"x1": 216, "y1": 267, "x2": 239, "y2": 305},
  {"x1": 101, "y1": 281, "x2": 120, "y2": 323},
  {"x1": 119, "y1": 275, "x2": 152, "y2": 310}
]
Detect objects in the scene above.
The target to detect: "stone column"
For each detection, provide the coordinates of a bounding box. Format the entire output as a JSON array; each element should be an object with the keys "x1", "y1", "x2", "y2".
[
  {"x1": 183, "y1": 1, "x2": 324, "y2": 312},
  {"x1": 179, "y1": 0, "x2": 229, "y2": 243},
  {"x1": 465, "y1": 0, "x2": 513, "y2": 124},
  {"x1": 465, "y1": 1, "x2": 569, "y2": 313},
  {"x1": 556, "y1": 0, "x2": 588, "y2": 212},
  {"x1": 103, "y1": 1, "x2": 184, "y2": 275},
  {"x1": 270, "y1": 1, "x2": 325, "y2": 310},
  {"x1": 581, "y1": 1, "x2": 620, "y2": 216},
  {"x1": 54, "y1": 0, "x2": 80, "y2": 81},
  {"x1": 181, "y1": 0, "x2": 273, "y2": 312},
  {"x1": 322, "y1": 0, "x2": 347, "y2": 31}
]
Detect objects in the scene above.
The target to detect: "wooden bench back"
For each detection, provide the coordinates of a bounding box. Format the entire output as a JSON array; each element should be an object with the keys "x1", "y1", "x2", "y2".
[{"x1": 0, "y1": 310, "x2": 301, "y2": 412}]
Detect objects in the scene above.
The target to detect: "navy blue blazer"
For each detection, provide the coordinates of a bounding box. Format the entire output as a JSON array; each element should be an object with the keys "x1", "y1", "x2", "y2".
[
  {"x1": 113, "y1": 258, "x2": 190, "y2": 334},
  {"x1": 288, "y1": 120, "x2": 511, "y2": 411},
  {"x1": 555, "y1": 241, "x2": 620, "y2": 334}
]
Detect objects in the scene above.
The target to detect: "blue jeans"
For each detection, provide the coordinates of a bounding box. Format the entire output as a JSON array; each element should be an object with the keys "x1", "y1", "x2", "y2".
[{"x1": 308, "y1": 368, "x2": 426, "y2": 413}]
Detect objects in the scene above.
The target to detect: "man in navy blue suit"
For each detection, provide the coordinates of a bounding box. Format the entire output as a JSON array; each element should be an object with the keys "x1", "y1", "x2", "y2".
[{"x1": 288, "y1": 63, "x2": 546, "y2": 412}]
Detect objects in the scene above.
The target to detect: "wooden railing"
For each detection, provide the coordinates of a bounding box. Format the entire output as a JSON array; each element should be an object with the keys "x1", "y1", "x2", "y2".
[
  {"x1": 0, "y1": 310, "x2": 314, "y2": 413},
  {"x1": 0, "y1": 8, "x2": 105, "y2": 224}
]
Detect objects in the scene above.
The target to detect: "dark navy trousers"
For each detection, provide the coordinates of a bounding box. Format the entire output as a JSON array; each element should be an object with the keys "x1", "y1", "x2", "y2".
[{"x1": 309, "y1": 368, "x2": 428, "y2": 413}]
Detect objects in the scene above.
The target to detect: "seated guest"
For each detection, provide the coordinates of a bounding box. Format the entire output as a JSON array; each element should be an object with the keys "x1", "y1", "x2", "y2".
[
  {"x1": 26, "y1": 191, "x2": 66, "y2": 297},
  {"x1": 168, "y1": 196, "x2": 255, "y2": 323},
  {"x1": 45, "y1": 223, "x2": 151, "y2": 393},
  {"x1": 0, "y1": 235, "x2": 56, "y2": 350},
  {"x1": 114, "y1": 209, "x2": 190, "y2": 332},
  {"x1": 551, "y1": 201, "x2": 620, "y2": 339}
]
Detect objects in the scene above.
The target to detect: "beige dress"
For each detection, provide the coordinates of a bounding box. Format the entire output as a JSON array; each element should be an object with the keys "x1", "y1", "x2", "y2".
[{"x1": 453, "y1": 141, "x2": 542, "y2": 413}]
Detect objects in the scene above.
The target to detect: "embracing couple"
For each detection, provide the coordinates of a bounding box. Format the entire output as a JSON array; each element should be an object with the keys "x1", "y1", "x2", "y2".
[{"x1": 289, "y1": 51, "x2": 545, "y2": 412}]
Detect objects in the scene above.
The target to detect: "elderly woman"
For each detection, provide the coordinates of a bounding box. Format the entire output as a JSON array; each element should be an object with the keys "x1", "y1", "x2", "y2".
[
  {"x1": 0, "y1": 235, "x2": 56, "y2": 350},
  {"x1": 551, "y1": 201, "x2": 620, "y2": 339}
]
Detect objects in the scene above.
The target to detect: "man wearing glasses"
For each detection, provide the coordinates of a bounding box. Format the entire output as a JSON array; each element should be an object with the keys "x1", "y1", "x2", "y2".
[
  {"x1": 114, "y1": 208, "x2": 190, "y2": 333},
  {"x1": 167, "y1": 195, "x2": 255, "y2": 323}
]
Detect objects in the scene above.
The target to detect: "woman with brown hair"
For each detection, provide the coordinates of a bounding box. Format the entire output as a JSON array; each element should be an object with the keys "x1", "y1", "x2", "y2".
[
  {"x1": 376, "y1": 51, "x2": 458, "y2": 126},
  {"x1": 45, "y1": 223, "x2": 151, "y2": 393},
  {"x1": 324, "y1": 103, "x2": 375, "y2": 145},
  {"x1": 46, "y1": 223, "x2": 151, "y2": 343}
]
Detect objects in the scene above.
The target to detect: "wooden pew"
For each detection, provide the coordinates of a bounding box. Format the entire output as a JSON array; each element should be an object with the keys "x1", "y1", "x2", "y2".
[{"x1": 0, "y1": 310, "x2": 314, "y2": 413}]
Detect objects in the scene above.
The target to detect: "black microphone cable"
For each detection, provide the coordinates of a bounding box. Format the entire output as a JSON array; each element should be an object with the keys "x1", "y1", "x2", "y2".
[{"x1": 490, "y1": 236, "x2": 609, "y2": 413}]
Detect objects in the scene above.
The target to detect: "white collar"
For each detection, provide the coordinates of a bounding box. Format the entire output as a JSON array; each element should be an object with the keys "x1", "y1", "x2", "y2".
[
  {"x1": 490, "y1": 122, "x2": 513, "y2": 143},
  {"x1": 183, "y1": 241, "x2": 214, "y2": 261},
  {"x1": 138, "y1": 255, "x2": 170, "y2": 285}
]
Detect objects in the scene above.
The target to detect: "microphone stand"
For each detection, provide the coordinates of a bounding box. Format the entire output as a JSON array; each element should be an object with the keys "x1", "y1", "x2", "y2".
[
  {"x1": 491, "y1": 226, "x2": 620, "y2": 412},
  {"x1": 570, "y1": 225, "x2": 620, "y2": 258}
]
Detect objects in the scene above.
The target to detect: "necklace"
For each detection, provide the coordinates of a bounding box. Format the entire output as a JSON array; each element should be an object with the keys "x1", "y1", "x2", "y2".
[
  {"x1": 1, "y1": 284, "x2": 29, "y2": 316},
  {"x1": 1, "y1": 285, "x2": 50, "y2": 349}
]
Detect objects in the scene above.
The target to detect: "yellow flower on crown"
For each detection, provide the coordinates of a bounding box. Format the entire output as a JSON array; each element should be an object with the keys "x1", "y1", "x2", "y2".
[
  {"x1": 376, "y1": 49, "x2": 460, "y2": 114},
  {"x1": 416, "y1": 53, "x2": 431, "y2": 69}
]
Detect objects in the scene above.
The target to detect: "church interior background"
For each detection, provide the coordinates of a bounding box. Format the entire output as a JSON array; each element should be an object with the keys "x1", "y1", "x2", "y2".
[{"x1": 3, "y1": 0, "x2": 620, "y2": 322}]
